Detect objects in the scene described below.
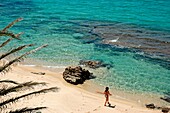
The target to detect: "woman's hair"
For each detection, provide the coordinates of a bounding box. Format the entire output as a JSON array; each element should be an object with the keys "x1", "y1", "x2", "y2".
[{"x1": 105, "y1": 87, "x2": 109, "y2": 92}]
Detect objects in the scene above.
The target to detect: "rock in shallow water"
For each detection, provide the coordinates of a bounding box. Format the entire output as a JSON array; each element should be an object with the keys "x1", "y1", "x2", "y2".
[{"x1": 79, "y1": 60, "x2": 113, "y2": 69}]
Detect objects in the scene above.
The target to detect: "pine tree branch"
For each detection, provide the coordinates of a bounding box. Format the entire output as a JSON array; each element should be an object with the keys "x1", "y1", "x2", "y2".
[
  {"x1": 0, "y1": 44, "x2": 48, "y2": 72},
  {"x1": 0, "y1": 44, "x2": 33, "y2": 60},
  {"x1": 9, "y1": 106, "x2": 47, "y2": 113},
  {"x1": 0, "y1": 81, "x2": 47, "y2": 96},
  {"x1": 2, "y1": 18, "x2": 23, "y2": 32},
  {"x1": 0, "y1": 87, "x2": 58, "y2": 107}
]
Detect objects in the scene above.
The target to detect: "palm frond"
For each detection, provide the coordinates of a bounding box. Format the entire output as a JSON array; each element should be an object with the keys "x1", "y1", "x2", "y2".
[
  {"x1": 0, "y1": 80, "x2": 19, "y2": 85},
  {"x1": 0, "y1": 18, "x2": 23, "y2": 40},
  {"x1": 0, "y1": 66, "x2": 12, "y2": 75},
  {"x1": 0, "y1": 38, "x2": 13, "y2": 48},
  {"x1": 0, "y1": 18, "x2": 58, "y2": 113},
  {"x1": 0, "y1": 31, "x2": 22, "y2": 40},
  {"x1": 2, "y1": 18, "x2": 23, "y2": 32},
  {"x1": 9, "y1": 107, "x2": 47, "y2": 113},
  {"x1": 0, "y1": 87, "x2": 59, "y2": 107},
  {"x1": 0, "y1": 81, "x2": 47, "y2": 96},
  {"x1": 24, "y1": 44, "x2": 48, "y2": 56},
  {"x1": 0, "y1": 44, "x2": 33, "y2": 60},
  {"x1": 0, "y1": 44, "x2": 48, "y2": 72}
]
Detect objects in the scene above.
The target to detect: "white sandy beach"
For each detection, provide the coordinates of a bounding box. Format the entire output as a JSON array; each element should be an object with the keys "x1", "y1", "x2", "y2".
[{"x1": 0, "y1": 64, "x2": 164, "y2": 113}]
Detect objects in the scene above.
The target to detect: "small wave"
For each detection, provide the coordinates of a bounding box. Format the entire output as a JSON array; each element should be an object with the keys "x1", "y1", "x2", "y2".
[
  {"x1": 23, "y1": 64, "x2": 66, "y2": 69},
  {"x1": 23, "y1": 64, "x2": 37, "y2": 67},
  {"x1": 73, "y1": 33, "x2": 84, "y2": 37},
  {"x1": 43, "y1": 65, "x2": 66, "y2": 68},
  {"x1": 136, "y1": 52, "x2": 145, "y2": 55}
]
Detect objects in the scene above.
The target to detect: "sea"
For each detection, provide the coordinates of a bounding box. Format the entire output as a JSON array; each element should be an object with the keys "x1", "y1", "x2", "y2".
[{"x1": 0, "y1": 0, "x2": 170, "y2": 98}]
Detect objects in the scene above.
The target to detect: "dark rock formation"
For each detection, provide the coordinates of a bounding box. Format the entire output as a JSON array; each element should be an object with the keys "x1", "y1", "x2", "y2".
[
  {"x1": 63, "y1": 66, "x2": 94, "y2": 85},
  {"x1": 145, "y1": 103, "x2": 156, "y2": 109},
  {"x1": 161, "y1": 107, "x2": 170, "y2": 113},
  {"x1": 145, "y1": 103, "x2": 170, "y2": 113},
  {"x1": 79, "y1": 60, "x2": 113, "y2": 69},
  {"x1": 31, "y1": 72, "x2": 45, "y2": 75}
]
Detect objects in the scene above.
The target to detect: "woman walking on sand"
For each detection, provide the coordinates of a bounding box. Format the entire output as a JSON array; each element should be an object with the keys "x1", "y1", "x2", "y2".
[
  {"x1": 104, "y1": 87, "x2": 112, "y2": 106},
  {"x1": 96, "y1": 87, "x2": 112, "y2": 106}
]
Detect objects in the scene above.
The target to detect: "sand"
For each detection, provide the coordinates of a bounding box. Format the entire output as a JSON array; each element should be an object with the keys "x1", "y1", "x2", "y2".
[{"x1": 0, "y1": 64, "x2": 163, "y2": 113}]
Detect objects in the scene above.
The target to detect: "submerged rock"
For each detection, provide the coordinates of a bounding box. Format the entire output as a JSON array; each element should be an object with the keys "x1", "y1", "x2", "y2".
[
  {"x1": 63, "y1": 66, "x2": 94, "y2": 85},
  {"x1": 160, "y1": 97, "x2": 170, "y2": 103},
  {"x1": 79, "y1": 60, "x2": 101, "y2": 69},
  {"x1": 79, "y1": 60, "x2": 113, "y2": 69}
]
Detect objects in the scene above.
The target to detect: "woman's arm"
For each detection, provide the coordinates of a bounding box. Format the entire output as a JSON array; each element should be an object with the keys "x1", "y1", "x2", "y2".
[
  {"x1": 109, "y1": 91, "x2": 112, "y2": 96},
  {"x1": 96, "y1": 91, "x2": 105, "y2": 94}
]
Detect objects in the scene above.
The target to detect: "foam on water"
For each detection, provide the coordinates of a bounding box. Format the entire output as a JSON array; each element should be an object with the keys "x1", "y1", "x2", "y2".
[{"x1": 105, "y1": 37, "x2": 120, "y2": 43}]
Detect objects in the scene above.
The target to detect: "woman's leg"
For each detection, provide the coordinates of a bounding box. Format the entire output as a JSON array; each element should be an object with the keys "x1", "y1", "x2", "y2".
[{"x1": 105, "y1": 97, "x2": 109, "y2": 106}]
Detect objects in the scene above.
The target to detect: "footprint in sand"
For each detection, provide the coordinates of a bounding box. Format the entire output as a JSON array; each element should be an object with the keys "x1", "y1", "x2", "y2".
[{"x1": 93, "y1": 106, "x2": 101, "y2": 111}]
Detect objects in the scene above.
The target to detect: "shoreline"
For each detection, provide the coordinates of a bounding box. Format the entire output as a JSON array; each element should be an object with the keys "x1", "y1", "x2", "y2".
[
  {"x1": 21, "y1": 62, "x2": 169, "y2": 107},
  {"x1": 22, "y1": 62, "x2": 168, "y2": 106},
  {"x1": 1, "y1": 63, "x2": 168, "y2": 113},
  {"x1": 81, "y1": 80, "x2": 169, "y2": 107}
]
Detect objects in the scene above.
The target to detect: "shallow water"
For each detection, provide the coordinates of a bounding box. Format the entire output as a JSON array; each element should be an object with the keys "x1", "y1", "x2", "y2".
[{"x1": 0, "y1": 0, "x2": 170, "y2": 96}]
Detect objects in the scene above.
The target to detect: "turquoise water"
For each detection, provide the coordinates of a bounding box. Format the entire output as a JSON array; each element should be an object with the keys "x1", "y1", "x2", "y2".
[{"x1": 0, "y1": 0, "x2": 170, "y2": 95}]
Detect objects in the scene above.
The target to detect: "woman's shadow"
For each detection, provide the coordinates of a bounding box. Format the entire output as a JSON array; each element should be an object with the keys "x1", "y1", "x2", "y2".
[{"x1": 107, "y1": 105, "x2": 116, "y2": 108}]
